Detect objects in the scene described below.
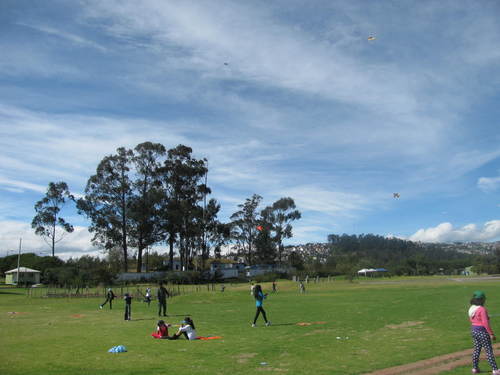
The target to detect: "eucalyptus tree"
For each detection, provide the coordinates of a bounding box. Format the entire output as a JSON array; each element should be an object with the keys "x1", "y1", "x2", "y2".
[
  {"x1": 202, "y1": 198, "x2": 230, "y2": 268},
  {"x1": 161, "y1": 145, "x2": 209, "y2": 271},
  {"x1": 254, "y1": 205, "x2": 278, "y2": 264},
  {"x1": 265, "y1": 197, "x2": 301, "y2": 265},
  {"x1": 77, "y1": 147, "x2": 134, "y2": 272},
  {"x1": 129, "y1": 142, "x2": 166, "y2": 272},
  {"x1": 31, "y1": 181, "x2": 75, "y2": 257},
  {"x1": 230, "y1": 194, "x2": 262, "y2": 265}
]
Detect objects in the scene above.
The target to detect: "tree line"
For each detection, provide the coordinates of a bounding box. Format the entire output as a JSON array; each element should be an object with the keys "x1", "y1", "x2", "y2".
[
  {"x1": 286, "y1": 234, "x2": 482, "y2": 277},
  {"x1": 30, "y1": 142, "x2": 301, "y2": 272}
]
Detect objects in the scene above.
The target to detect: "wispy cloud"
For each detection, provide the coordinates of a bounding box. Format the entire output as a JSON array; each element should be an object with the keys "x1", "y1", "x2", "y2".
[
  {"x1": 17, "y1": 23, "x2": 108, "y2": 52},
  {"x1": 478, "y1": 177, "x2": 500, "y2": 193}
]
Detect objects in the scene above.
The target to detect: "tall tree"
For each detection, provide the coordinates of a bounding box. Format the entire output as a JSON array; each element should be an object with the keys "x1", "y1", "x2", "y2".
[
  {"x1": 265, "y1": 197, "x2": 301, "y2": 264},
  {"x1": 32, "y1": 182, "x2": 74, "y2": 257},
  {"x1": 129, "y1": 142, "x2": 166, "y2": 272},
  {"x1": 161, "y1": 145, "x2": 209, "y2": 271},
  {"x1": 202, "y1": 198, "x2": 229, "y2": 268},
  {"x1": 77, "y1": 147, "x2": 133, "y2": 272},
  {"x1": 230, "y1": 194, "x2": 262, "y2": 265},
  {"x1": 254, "y1": 205, "x2": 277, "y2": 264}
]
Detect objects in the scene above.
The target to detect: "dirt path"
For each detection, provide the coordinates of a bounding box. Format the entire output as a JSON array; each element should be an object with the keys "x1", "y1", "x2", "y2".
[{"x1": 362, "y1": 343, "x2": 500, "y2": 375}]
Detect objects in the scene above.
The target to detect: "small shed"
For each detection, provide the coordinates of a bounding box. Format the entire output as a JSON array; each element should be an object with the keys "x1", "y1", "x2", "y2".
[{"x1": 5, "y1": 267, "x2": 41, "y2": 285}]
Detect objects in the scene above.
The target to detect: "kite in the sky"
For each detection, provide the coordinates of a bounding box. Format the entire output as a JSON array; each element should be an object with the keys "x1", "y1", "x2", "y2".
[
  {"x1": 393, "y1": 193, "x2": 400, "y2": 198},
  {"x1": 223, "y1": 62, "x2": 229, "y2": 66},
  {"x1": 367, "y1": 36, "x2": 376, "y2": 41},
  {"x1": 256, "y1": 225, "x2": 263, "y2": 231}
]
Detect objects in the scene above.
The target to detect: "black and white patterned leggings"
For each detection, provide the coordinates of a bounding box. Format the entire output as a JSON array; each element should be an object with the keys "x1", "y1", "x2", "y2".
[{"x1": 472, "y1": 328, "x2": 498, "y2": 370}]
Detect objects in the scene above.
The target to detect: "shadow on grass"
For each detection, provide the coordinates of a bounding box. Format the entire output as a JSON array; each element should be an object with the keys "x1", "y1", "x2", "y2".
[{"x1": 0, "y1": 290, "x2": 25, "y2": 295}]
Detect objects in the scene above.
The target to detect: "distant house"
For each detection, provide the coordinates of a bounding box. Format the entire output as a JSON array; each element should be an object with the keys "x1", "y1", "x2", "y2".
[
  {"x1": 357, "y1": 268, "x2": 388, "y2": 277},
  {"x1": 116, "y1": 271, "x2": 166, "y2": 282},
  {"x1": 210, "y1": 262, "x2": 245, "y2": 279},
  {"x1": 5, "y1": 267, "x2": 41, "y2": 285},
  {"x1": 245, "y1": 264, "x2": 294, "y2": 278},
  {"x1": 162, "y1": 259, "x2": 183, "y2": 271}
]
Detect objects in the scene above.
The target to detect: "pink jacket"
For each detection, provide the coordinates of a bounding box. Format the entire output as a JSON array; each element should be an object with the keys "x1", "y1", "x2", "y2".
[{"x1": 469, "y1": 305, "x2": 494, "y2": 335}]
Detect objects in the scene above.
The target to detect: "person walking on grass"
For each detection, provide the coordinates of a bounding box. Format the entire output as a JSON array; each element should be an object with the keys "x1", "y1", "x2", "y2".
[
  {"x1": 252, "y1": 284, "x2": 270, "y2": 327},
  {"x1": 144, "y1": 287, "x2": 152, "y2": 307},
  {"x1": 157, "y1": 282, "x2": 170, "y2": 317},
  {"x1": 124, "y1": 293, "x2": 132, "y2": 321},
  {"x1": 99, "y1": 288, "x2": 115, "y2": 310},
  {"x1": 469, "y1": 290, "x2": 500, "y2": 375}
]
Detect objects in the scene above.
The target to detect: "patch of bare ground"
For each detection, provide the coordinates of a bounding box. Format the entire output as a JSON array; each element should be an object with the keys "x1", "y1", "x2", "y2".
[
  {"x1": 362, "y1": 343, "x2": 500, "y2": 375},
  {"x1": 385, "y1": 321, "x2": 424, "y2": 329},
  {"x1": 233, "y1": 353, "x2": 258, "y2": 364}
]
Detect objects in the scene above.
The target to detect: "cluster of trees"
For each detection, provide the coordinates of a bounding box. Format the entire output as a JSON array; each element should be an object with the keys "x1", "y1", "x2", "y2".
[{"x1": 30, "y1": 142, "x2": 301, "y2": 272}]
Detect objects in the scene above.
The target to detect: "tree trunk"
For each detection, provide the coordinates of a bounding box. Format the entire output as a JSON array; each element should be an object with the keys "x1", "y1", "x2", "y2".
[
  {"x1": 169, "y1": 235, "x2": 175, "y2": 271},
  {"x1": 51, "y1": 222, "x2": 56, "y2": 257}
]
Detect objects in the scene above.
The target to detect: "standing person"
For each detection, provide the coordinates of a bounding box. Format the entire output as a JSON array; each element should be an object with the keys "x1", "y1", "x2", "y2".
[
  {"x1": 99, "y1": 288, "x2": 115, "y2": 310},
  {"x1": 272, "y1": 281, "x2": 277, "y2": 293},
  {"x1": 124, "y1": 293, "x2": 132, "y2": 321},
  {"x1": 299, "y1": 281, "x2": 306, "y2": 294},
  {"x1": 169, "y1": 317, "x2": 198, "y2": 340},
  {"x1": 157, "y1": 282, "x2": 170, "y2": 317},
  {"x1": 221, "y1": 284, "x2": 225, "y2": 293},
  {"x1": 144, "y1": 287, "x2": 152, "y2": 307},
  {"x1": 469, "y1": 290, "x2": 500, "y2": 375},
  {"x1": 252, "y1": 284, "x2": 270, "y2": 327},
  {"x1": 250, "y1": 282, "x2": 255, "y2": 296}
]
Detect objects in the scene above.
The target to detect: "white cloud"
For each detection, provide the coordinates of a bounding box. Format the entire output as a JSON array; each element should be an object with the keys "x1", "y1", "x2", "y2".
[
  {"x1": 0, "y1": 220, "x2": 99, "y2": 259},
  {"x1": 409, "y1": 221, "x2": 500, "y2": 243},
  {"x1": 478, "y1": 177, "x2": 500, "y2": 192}
]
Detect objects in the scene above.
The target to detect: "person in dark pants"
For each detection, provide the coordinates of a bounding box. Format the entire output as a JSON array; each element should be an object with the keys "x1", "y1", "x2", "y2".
[
  {"x1": 469, "y1": 290, "x2": 500, "y2": 374},
  {"x1": 252, "y1": 284, "x2": 270, "y2": 327},
  {"x1": 99, "y1": 288, "x2": 115, "y2": 310},
  {"x1": 168, "y1": 317, "x2": 197, "y2": 340},
  {"x1": 124, "y1": 293, "x2": 132, "y2": 320},
  {"x1": 157, "y1": 282, "x2": 170, "y2": 317}
]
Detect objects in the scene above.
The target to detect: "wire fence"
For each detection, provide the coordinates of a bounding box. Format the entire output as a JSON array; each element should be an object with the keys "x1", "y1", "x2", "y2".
[{"x1": 23, "y1": 282, "x2": 221, "y2": 298}]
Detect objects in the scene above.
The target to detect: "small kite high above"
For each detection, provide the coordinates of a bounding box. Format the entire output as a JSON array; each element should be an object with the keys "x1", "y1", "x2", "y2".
[
  {"x1": 367, "y1": 36, "x2": 376, "y2": 41},
  {"x1": 393, "y1": 193, "x2": 400, "y2": 198}
]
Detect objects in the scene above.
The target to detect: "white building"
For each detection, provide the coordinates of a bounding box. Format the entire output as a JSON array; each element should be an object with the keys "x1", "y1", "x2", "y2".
[{"x1": 5, "y1": 267, "x2": 41, "y2": 285}]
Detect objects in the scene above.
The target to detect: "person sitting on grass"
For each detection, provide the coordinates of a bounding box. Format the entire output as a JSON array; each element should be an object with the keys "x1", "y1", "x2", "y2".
[
  {"x1": 168, "y1": 317, "x2": 198, "y2": 340},
  {"x1": 252, "y1": 284, "x2": 271, "y2": 327},
  {"x1": 151, "y1": 320, "x2": 171, "y2": 339},
  {"x1": 469, "y1": 290, "x2": 500, "y2": 375}
]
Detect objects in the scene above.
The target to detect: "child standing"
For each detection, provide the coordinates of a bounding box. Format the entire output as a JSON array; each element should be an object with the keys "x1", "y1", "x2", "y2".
[
  {"x1": 252, "y1": 284, "x2": 270, "y2": 327},
  {"x1": 144, "y1": 287, "x2": 152, "y2": 306},
  {"x1": 469, "y1": 290, "x2": 500, "y2": 375},
  {"x1": 157, "y1": 282, "x2": 170, "y2": 317},
  {"x1": 124, "y1": 293, "x2": 132, "y2": 321}
]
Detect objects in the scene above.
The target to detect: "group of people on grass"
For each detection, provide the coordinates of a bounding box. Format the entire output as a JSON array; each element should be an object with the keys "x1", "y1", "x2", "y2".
[
  {"x1": 99, "y1": 281, "x2": 272, "y2": 340},
  {"x1": 100, "y1": 280, "x2": 500, "y2": 372}
]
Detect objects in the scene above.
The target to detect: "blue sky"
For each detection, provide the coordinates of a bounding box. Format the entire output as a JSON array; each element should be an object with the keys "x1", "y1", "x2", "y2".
[{"x1": 1, "y1": 0, "x2": 500, "y2": 258}]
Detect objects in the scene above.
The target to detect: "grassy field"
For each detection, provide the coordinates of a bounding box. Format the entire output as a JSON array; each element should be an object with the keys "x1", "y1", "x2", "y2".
[{"x1": 2, "y1": 277, "x2": 500, "y2": 375}]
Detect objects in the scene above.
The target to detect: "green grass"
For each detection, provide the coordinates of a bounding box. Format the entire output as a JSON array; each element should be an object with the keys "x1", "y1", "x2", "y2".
[{"x1": 2, "y1": 277, "x2": 500, "y2": 375}]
